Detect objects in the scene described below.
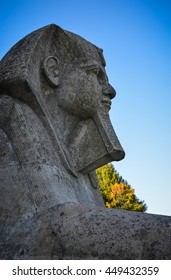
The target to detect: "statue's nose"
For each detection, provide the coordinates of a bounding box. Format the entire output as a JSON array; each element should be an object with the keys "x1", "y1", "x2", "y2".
[{"x1": 103, "y1": 84, "x2": 116, "y2": 100}]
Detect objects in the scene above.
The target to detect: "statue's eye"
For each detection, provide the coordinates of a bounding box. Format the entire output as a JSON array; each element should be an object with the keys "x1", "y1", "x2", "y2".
[
  {"x1": 83, "y1": 64, "x2": 107, "y2": 84},
  {"x1": 89, "y1": 66, "x2": 100, "y2": 76},
  {"x1": 96, "y1": 67, "x2": 107, "y2": 83},
  {"x1": 85, "y1": 65, "x2": 101, "y2": 76}
]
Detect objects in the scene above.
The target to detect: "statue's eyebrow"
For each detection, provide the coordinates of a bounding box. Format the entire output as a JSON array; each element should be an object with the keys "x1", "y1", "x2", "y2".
[
  {"x1": 82, "y1": 64, "x2": 101, "y2": 72},
  {"x1": 80, "y1": 60, "x2": 103, "y2": 72}
]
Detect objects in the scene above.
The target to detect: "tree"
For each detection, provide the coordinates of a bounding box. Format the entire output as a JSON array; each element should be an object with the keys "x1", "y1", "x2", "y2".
[{"x1": 96, "y1": 163, "x2": 147, "y2": 212}]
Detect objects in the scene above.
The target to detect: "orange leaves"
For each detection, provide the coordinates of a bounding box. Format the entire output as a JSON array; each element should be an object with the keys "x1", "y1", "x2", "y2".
[
  {"x1": 111, "y1": 182, "x2": 124, "y2": 196},
  {"x1": 96, "y1": 164, "x2": 147, "y2": 212}
]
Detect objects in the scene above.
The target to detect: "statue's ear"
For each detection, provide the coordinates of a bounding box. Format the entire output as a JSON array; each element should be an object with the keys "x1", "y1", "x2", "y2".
[{"x1": 42, "y1": 56, "x2": 59, "y2": 86}]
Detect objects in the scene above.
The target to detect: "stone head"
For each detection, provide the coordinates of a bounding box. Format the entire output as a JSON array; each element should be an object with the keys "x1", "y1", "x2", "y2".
[
  {"x1": 0, "y1": 24, "x2": 125, "y2": 174},
  {"x1": 0, "y1": 24, "x2": 115, "y2": 117}
]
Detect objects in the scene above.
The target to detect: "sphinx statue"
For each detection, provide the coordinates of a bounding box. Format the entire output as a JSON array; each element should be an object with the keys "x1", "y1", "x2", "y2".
[{"x1": 0, "y1": 25, "x2": 170, "y2": 259}]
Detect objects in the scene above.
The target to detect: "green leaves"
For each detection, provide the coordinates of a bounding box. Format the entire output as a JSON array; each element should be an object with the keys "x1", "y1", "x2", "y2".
[{"x1": 96, "y1": 164, "x2": 147, "y2": 212}]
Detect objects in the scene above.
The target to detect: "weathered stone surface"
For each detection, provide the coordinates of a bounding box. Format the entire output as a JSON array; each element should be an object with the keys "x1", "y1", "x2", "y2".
[
  {"x1": 53, "y1": 203, "x2": 171, "y2": 260},
  {"x1": 0, "y1": 203, "x2": 170, "y2": 259},
  {"x1": 0, "y1": 24, "x2": 170, "y2": 259}
]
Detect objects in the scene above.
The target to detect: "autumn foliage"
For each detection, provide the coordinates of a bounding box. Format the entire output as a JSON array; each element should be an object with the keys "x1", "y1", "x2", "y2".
[{"x1": 96, "y1": 163, "x2": 147, "y2": 212}]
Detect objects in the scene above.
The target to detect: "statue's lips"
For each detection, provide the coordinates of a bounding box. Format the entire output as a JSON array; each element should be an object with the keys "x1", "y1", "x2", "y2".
[{"x1": 101, "y1": 97, "x2": 112, "y2": 109}]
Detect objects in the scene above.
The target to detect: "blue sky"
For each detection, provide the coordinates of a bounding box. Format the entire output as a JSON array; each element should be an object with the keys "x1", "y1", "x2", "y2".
[{"x1": 1, "y1": 0, "x2": 171, "y2": 216}]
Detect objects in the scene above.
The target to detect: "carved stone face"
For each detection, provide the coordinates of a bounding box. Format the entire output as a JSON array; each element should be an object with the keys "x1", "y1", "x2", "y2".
[
  {"x1": 56, "y1": 57, "x2": 116, "y2": 120},
  {"x1": 41, "y1": 35, "x2": 125, "y2": 172}
]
